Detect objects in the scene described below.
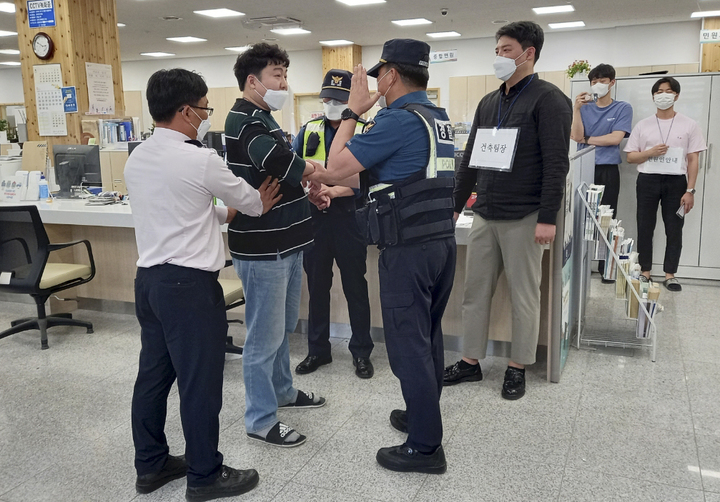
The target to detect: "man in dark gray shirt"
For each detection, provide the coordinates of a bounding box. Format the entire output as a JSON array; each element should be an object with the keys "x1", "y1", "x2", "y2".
[{"x1": 447, "y1": 21, "x2": 572, "y2": 399}]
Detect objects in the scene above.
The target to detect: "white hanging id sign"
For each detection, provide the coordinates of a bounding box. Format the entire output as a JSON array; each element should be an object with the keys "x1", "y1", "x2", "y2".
[
  {"x1": 643, "y1": 147, "x2": 684, "y2": 174},
  {"x1": 468, "y1": 127, "x2": 520, "y2": 172}
]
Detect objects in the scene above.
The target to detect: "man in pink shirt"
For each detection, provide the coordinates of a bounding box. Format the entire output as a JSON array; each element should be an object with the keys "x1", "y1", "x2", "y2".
[{"x1": 624, "y1": 77, "x2": 706, "y2": 292}]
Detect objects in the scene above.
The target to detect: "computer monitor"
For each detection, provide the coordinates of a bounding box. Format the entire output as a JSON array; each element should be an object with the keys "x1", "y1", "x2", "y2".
[
  {"x1": 203, "y1": 131, "x2": 225, "y2": 157},
  {"x1": 53, "y1": 144, "x2": 101, "y2": 198},
  {"x1": 128, "y1": 141, "x2": 142, "y2": 157}
]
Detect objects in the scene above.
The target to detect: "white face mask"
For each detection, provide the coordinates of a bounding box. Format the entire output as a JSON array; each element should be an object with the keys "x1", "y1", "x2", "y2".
[
  {"x1": 255, "y1": 79, "x2": 288, "y2": 111},
  {"x1": 591, "y1": 82, "x2": 610, "y2": 99},
  {"x1": 189, "y1": 107, "x2": 211, "y2": 141},
  {"x1": 493, "y1": 48, "x2": 529, "y2": 81},
  {"x1": 323, "y1": 99, "x2": 347, "y2": 120},
  {"x1": 654, "y1": 93, "x2": 676, "y2": 110},
  {"x1": 376, "y1": 70, "x2": 394, "y2": 108}
]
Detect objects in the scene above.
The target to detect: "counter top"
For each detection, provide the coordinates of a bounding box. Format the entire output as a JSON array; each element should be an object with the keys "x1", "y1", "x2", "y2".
[{"x1": 0, "y1": 199, "x2": 476, "y2": 243}]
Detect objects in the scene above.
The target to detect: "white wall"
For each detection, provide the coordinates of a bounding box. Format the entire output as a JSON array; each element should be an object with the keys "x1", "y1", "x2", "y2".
[
  {"x1": 0, "y1": 69, "x2": 24, "y2": 103},
  {"x1": 0, "y1": 20, "x2": 704, "y2": 124}
]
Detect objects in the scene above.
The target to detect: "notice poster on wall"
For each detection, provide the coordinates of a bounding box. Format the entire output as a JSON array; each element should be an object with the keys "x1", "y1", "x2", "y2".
[
  {"x1": 85, "y1": 62, "x2": 116, "y2": 115},
  {"x1": 33, "y1": 63, "x2": 68, "y2": 136}
]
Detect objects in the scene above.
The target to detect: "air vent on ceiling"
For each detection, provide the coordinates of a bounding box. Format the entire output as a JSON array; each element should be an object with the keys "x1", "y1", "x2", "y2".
[
  {"x1": 161, "y1": 15, "x2": 183, "y2": 21},
  {"x1": 243, "y1": 16, "x2": 302, "y2": 30}
]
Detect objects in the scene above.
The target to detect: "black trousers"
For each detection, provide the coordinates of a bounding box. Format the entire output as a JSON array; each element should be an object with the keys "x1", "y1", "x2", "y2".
[
  {"x1": 131, "y1": 264, "x2": 226, "y2": 487},
  {"x1": 378, "y1": 237, "x2": 456, "y2": 453},
  {"x1": 303, "y1": 205, "x2": 373, "y2": 359},
  {"x1": 636, "y1": 173, "x2": 687, "y2": 274},
  {"x1": 595, "y1": 164, "x2": 620, "y2": 218}
]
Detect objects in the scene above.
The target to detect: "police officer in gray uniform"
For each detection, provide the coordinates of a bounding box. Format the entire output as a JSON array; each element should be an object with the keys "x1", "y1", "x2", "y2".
[{"x1": 309, "y1": 39, "x2": 456, "y2": 474}]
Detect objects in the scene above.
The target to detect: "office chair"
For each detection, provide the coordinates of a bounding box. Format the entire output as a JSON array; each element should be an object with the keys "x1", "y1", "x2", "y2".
[
  {"x1": 0, "y1": 205, "x2": 96, "y2": 349},
  {"x1": 219, "y1": 260, "x2": 244, "y2": 356}
]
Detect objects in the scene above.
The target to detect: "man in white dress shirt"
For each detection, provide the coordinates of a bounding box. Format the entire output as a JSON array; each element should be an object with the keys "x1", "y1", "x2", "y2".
[{"x1": 125, "y1": 68, "x2": 280, "y2": 501}]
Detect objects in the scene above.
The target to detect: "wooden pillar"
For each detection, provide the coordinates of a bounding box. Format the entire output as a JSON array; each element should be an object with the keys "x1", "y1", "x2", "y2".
[
  {"x1": 13, "y1": 0, "x2": 125, "y2": 148},
  {"x1": 702, "y1": 17, "x2": 720, "y2": 72},
  {"x1": 322, "y1": 44, "x2": 363, "y2": 75}
]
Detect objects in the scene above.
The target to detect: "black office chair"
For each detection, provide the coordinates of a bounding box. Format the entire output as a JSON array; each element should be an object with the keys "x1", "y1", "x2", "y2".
[
  {"x1": 0, "y1": 205, "x2": 96, "y2": 349},
  {"x1": 219, "y1": 260, "x2": 244, "y2": 356}
]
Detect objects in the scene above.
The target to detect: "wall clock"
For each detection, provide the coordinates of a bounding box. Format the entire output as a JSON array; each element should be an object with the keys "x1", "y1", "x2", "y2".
[{"x1": 32, "y1": 32, "x2": 54, "y2": 60}]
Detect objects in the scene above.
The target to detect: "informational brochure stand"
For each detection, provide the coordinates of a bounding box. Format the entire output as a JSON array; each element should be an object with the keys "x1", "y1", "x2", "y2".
[{"x1": 576, "y1": 182, "x2": 661, "y2": 362}]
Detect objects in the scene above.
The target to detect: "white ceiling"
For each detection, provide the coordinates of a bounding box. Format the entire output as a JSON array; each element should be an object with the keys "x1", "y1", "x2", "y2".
[{"x1": 1, "y1": 0, "x2": 720, "y2": 64}]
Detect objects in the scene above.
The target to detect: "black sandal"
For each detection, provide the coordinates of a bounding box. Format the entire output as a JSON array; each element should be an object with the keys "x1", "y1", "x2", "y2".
[
  {"x1": 664, "y1": 278, "x2": 682, "y2": 292},
  {"x1": 247, "y1": 422, "x2": 306, "y2": 448}
]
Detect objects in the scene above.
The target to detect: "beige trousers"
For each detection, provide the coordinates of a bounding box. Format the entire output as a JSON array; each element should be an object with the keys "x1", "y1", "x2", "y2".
[{"x1": 461, "y1": 212, "x2": 543, "y2": 365}]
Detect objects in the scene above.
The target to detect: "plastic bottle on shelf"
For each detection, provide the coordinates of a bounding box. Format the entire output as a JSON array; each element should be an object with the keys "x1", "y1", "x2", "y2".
[{"x1": 38, "y1": 174, "x2": 49, "y2": 200}]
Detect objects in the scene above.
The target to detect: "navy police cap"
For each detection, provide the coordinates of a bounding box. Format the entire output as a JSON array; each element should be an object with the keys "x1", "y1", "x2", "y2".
[
  {"x1": 367, "y1": 39, "x2": 431, "y2": 78},
  {"x1": 319, "y1": 69, "x2": 352, "y2": 101}
]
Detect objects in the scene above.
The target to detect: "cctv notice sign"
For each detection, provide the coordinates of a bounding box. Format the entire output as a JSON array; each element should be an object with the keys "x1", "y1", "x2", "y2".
[
  {"x1": 700, "y1": 29, "x2": 720, "y2": 44},
  {"x1": 27, "y1": 0, "x2": 56, "y2": 28}
]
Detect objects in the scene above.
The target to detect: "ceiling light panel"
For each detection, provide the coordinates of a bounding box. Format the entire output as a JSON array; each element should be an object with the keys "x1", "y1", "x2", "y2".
[
  {"x1": 533, "y1": 5, "x2": 575, "y2": 15},
  {"x1": 0, "y1": 30, "x2": 17, "y2": 37},
  {"x1": 336, "y1": 0, "x2": 386, "y2": 5},
  {"x1": 548, "y1": 21, "x2": 585, "y2": 29},
  {"x1": 319, "y1": 39, "x2": 354, "y2": 46},
  {"x1": 194, "y1": 8, "x2": 245, "y2": 18},
  {"x1": 691, "y1": 10, "x2": 720, "y2": 18},
  {"x1": 392, "y1": 18, "x2": 433, "y2": 26},
  {"x1": 0, "y1": 61, "x2": 21, "y2": 65},
  {"x1": 141, "y1": 52, "x2": 175, "y2": 57},
  {"x1": 270, "y1": 27, "x2": 311, "y2": 35},
  {"x1": 0, "y1": 2, "x2": 15, "y2": 13},
  {"x1": 117, "y1": 23, "x2": 126, "y2": 27},
  {"x1": 225, "y1": 46, "x2": 250, "y2": 52},
  {"x1": 427, "y1": 31, "x2": 461, "y2": 38},
  {"x1": 166, "y1": 36, "x2": 207, "y2": 43}
]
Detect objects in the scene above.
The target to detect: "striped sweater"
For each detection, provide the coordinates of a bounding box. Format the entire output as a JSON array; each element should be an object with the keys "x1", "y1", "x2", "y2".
[{"x1": 224, "y1": 98, "x2": 313, "y2": 260}]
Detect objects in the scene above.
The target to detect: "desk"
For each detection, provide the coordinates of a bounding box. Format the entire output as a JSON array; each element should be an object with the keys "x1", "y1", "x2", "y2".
[{"x1": 0, "y1": 200, "x2": 554, "y2": 375}]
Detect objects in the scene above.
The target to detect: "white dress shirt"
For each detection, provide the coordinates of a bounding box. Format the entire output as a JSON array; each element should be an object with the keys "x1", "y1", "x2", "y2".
[{"x1": 125, "y1": 127, "x2": 263, "y2": 271}]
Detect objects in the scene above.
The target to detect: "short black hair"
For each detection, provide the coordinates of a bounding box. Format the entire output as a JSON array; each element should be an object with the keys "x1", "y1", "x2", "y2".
[
  {"x1": 652, "y1": 77, "x2": 681, "y2": 95},
  {"x1": 495, "y1": 21, "x2": 544, "y2": 62},
  {"x1": 146, "y1": 68, "x2": 208, "y2": 123},
  {"x1": 385, "y1": 62, "x2": 429, "y2": 89},
  {"x1": 588, "y1": 64, "x2": 616, "y2": 82},
  {"x1": 234, "y1": 43, "x2": 290, "y2": 91}
]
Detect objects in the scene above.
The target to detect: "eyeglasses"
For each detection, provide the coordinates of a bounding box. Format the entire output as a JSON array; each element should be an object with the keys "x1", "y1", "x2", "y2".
[{"x1": 180, "y1": 105, "x2": 214, "y2": 116}]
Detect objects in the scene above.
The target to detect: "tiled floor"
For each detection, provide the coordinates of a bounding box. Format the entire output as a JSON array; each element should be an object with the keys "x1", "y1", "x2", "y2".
[{"x1": 0, "y1": 276, "x2": 719, "y2": 502}]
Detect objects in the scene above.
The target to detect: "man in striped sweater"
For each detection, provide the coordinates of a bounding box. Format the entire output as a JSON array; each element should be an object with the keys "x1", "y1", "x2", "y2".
[{"x1": 225, "y1": 43, "x2": 326, "y2": 448}]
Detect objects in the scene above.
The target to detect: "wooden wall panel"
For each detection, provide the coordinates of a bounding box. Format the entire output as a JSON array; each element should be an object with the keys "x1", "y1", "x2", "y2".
[
  {"x1": 14, "y1": 0, "x2": 125, "y2": 149},
  {"x1": 448, "y1": 76, "x2": 468, "y2": 123},
  {"x1": 702, "y1": 18, "x2": 720, "y2": 72},
  {"x1": 322, "y1": 45, "x2": 363, "y2": 75}
]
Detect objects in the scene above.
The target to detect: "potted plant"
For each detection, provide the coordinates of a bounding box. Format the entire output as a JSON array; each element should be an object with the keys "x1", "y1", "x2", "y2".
[
  {"x1": 0, "y1": 118, "x2": 8, "y2": 143},
  {"x1": 567, "y1": 60, "x2": 591, "y2": 79}
]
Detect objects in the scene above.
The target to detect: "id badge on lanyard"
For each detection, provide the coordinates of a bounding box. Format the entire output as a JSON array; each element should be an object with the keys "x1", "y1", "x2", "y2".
[
  {"x1": 468, "y1": 74, "x2": 534, "y2": 173},
  {"x1": 643, "y1": 147, "x2": 684, "y2": 174},
  {"x1": 468, "y1": 127, "x2": 519, "y2": 172}
]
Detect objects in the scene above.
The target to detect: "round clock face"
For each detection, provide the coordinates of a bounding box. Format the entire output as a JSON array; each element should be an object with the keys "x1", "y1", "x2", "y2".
[{"x1": 32, "y1": 33, "x2": 53, "y2": 59}]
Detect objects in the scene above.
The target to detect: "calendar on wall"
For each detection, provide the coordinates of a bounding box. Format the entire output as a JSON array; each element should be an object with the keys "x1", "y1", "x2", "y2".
[{"x1": 33, "y1": 64, "x2": 68, "y2": 136}]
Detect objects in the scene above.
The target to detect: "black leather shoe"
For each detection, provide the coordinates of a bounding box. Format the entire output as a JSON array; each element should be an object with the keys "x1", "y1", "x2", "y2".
[
  {"x1": 353, "y1": 357, "x2": 374, "y2": 379},
  {"x1": 376, "y1": 444, "x2": 447, "y2": 474},
  {"x1": 295, "y1": 354, "x2": 332, "y2": 375},
  {"x1": 186, "y1": 465, "x2": 259, "y2": 502},
  {"x1": 501, "y1": 366, "x2": 526, "y2": 400},
  {"x1": 135, "y1": 454, "x2": 187, "y2": 494},
  {"x1": 390, "y1": 409, "x2": 407, "y2": 433},
  {"x1": 443, "y1": 360, "x2": 482, "y2": 386}
]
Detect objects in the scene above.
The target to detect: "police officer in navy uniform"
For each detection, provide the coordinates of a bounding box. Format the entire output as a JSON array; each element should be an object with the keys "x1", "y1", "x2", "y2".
[
  {"x1": 309, "y1": 39, "x2": 456, "y2": 474},
  {"x1": 292, "y1": 69, "x2": 374, "y2": 379}
]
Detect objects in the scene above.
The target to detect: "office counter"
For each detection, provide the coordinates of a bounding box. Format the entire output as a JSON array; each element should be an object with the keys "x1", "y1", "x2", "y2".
[{"x1": 0, "y1": 200, "x2": 550, "y2": 361}]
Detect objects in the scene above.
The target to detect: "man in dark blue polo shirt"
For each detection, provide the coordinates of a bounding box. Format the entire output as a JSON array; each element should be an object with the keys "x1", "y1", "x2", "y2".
[{"x1": 309, "y1": 39, "x2": 456, "y2": 475}]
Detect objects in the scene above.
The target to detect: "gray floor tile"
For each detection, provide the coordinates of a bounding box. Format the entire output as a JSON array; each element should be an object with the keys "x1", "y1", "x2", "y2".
[
  {"x1": 559, "y1": 469, "x2": 705, "y2": 501},
  {"x1": 684, "y1": 361, "x2": 720, "y2": 436},
  {"x1": 415, "y1": 448, "x2": 563, "y2": 502},
  {"x1": 568, "y1": 418, "x2": 702, "y2": 490},
  {"x1": 576, "y1": 385, "x2": 694, "y2": 432},
  {"x1": 694, "y1": 433, "x2": 720, "y2": 493},
  {"x1": 273, "y1": 481, "x2": 383, "y2": 502},
  {"x1": 705, "y1": 493, "x2": 720, "y2": 502}
]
